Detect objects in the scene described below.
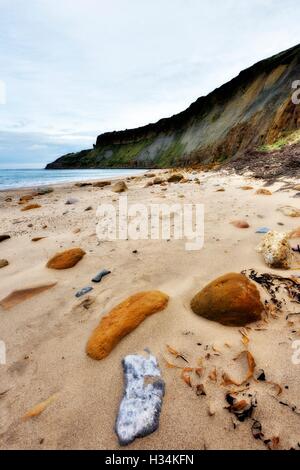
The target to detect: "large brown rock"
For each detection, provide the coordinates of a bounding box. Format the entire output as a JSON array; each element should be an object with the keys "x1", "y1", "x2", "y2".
[
  {"x1": 191, "y1": 273, "x2": 264, "y2": 327},
  {"x1": 46, "y1": 248, "x2": 86, "y2": 269}
]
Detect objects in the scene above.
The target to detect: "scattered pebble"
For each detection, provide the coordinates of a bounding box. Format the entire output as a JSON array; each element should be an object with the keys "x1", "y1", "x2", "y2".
[
  {"x1": 256, "y1": 227, "x2": 270, "y2": 234},
  {"x1": 0, "y1": 235, "x2": 11, "y2": 243},
  {"x1": 75, "y1": 286, "x2": 93, "y2": 298},
  {"x1": 92, "y1": 269, "x2": 111, "y2": 283}
]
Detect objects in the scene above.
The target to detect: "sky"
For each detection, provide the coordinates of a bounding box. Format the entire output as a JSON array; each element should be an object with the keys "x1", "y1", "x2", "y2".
[{"x1": 0, "y1": 0, "x2": 300, "y2": 168}]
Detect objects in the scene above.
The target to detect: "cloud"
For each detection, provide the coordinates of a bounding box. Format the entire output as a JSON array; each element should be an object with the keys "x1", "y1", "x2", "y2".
[{"x1": 0, "y1": 0, "x2": 300, "y2": 167}]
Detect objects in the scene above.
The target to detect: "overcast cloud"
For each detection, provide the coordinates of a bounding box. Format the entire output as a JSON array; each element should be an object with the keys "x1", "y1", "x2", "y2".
[{"x1": 0, "y1": 0, "x2": 300, "y2": 168}]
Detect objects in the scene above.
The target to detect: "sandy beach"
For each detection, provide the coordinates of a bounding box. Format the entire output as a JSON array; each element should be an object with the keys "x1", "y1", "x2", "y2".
[{"x1": 0, "y1": 169, "x2": 300, "y2": 450}]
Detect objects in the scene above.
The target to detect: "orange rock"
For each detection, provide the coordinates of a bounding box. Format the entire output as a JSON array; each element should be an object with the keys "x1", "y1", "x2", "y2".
[
  {"x1": 46, "y1": 248, "x2": 86, "y2": 269},
  {"x1": 240, "y1": 186, "x2": 254, "y2": 190},
  {"x1": 191, "y1": 273, "x2": 264, "y2": 327},
  {"x1": 256, "y1": 189, "x2": 272, "y2": 196},
  {"x1": 230, "y1": 220, "x2": 250, "y2": 229},
  {"x1": 19, "y1": 194, "x2": 35, "y2": 204},
  {"x1": 21, "y1": 203, "x2": 41, "y2": 211},
  {"x1": 86, "y1": 291, "x2": 169, "y2": 360}
]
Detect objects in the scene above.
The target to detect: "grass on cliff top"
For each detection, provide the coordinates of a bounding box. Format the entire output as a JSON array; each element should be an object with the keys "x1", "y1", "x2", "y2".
[{"x1": 258, "y1": 129, "x2": 300, "y2": 153}]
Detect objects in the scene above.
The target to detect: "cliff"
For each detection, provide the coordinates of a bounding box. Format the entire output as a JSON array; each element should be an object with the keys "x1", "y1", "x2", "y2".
[{"x1": 46, "y1": 44, "x2": 300, "y2": 169}]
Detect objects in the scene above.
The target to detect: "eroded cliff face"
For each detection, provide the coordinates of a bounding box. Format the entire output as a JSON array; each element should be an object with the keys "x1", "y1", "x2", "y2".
[{"x1": 46, "y1": 44, "x2": 300, "y2": 169}]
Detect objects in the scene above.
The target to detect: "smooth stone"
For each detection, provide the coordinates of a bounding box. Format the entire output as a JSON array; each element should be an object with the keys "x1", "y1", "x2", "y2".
[
  {"x1": 46, "y1": 248, "x2": 86, "y2": 269},
  {"x1": 0, "y1": 259, "x2": 9, "y2": 269},
  {"x1": 92, "y1": 269, "x2": 111, "y2": 283},
  {"x1": 36, "y1": 187, "x2": 53, "y2": 195},
  {"x1": 256, "y1": 189, "x2": 272, "y2": 195},
  {"x1": 75, "y1": 286, "x2": 93, "y2": 298},
  {"x1": 65, "y1": 198, "x2": 79, "y2": 205},
  {"x1": 191, "y1": 273, "x2": 264, "y2": 327},
  {"x1": 256, "y1": 227, "x2": 271, "y2": 234},
  {"x1": 116, "y1": 352, "x2": 165, "y2": 446},
  {"x1": 277, "y1": 206, "x2": 300, "y2": 217},
  {"x1": 0, "y1": 235, "x2": 11, "y2": 243},
  {"x1": 86, "y1": 291, "x2": 169, "y2": 360},
  {"x1": 92, "y1": 181, "x2": 111, "y2": 188},
  {"x1": 167, "y1": 173, "x2": 184, "y2": 183},
  {"x1": 111, "y1": 181, "x2": 128, "y2": 193}
]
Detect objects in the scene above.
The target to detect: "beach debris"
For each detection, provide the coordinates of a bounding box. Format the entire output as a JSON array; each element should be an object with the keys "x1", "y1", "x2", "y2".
[
  {"x1": 115, "y1": 352, "x2": 165, "y2": 446},
  {"x1": 0, "y1": 235, "x2": 11, "y2": 243},
  {"x1": 0, "y1": 259, "x2": 9, "y2": 269},
  {"x1": 225, "y1": 393, "x2": 256, "y2": 422},
  {"x1": 256, "y1": 189, "x2": 272, "y2": 196},
  {"x1": 230, "y1": 220, "x2": 250, "y2": 229},
  {"x1": 256, "y1": 227, "x2": 270, "y2": 234},
  {"x1": 71, "y1": 295, "x2": 95, "y2": 314},
  {"x1": 256, "y1": 231, "x2": 293, "y2": 269},
  {"x1": 208, "y1": 403, "x2": 216, "y2": 416},
  {"x1": 21, "y1": 204, "x2": 41, "y2": 211},
  {"x1": 73, "y1": 228, "x2": 81, "y2": 234},
  {"x1": 289, "y1": 227, "x2": 300, "y2": 239},
  {"x1": 216, "y1": 188, "x2": 225, "y2": 192},
  {"x1": 209, "y1": 367, "x2": 218, "y2": 383},
  {"x1": 277, "y1": 206, "x2": 300, "y2": 217},
  {"x1": 86, "y1": 291, "x2": 169, "y2": 360},
  {"x1": 196, "y1": 384, "x2": 207, "y2": 396},
  {"x1": 112, "y1": 181, "x2": 128, "y2": 193},
  {"x1": 92, "y1": 269, "x2": 111, "y2": 283},
  {"x1": 92, "y1": 181, "x2": 111, "y2": 188},
  {"x1": 65, "y1": 197, "x2": 78, "y2": 205},
  {"x1": 222, "y1": 351, "x2": 256, "y2": 386},
  {"x1": 5, "y1": 197, "x2": 12, "y2": 202},
  {"x1": 22, "y1": 394, "x2": 57, "y2": 421},
  {"x1": 0, "y1": 283, "x2": 57, "y2": 310},
  {"x1": 75, "y1": 286, "x2": 93, "y2": 298},
  {"x1": 46, "y1": 248, "x2": 86, "y2": 269},
  {"x1": 31, "y1": 237, "x2": 46, "y2": 242},
  {"x1": 167, "y1": 173, "x2": 184, "y2": 183},
  {"x1": 292, "y1": 245, "x2": 300, "y2": 253},
  {"x1": 181, "y1": 368, "x2": 193, "y2": 387},
  {"x1": 84, "y1": 206, "x2": 93, "y2": 211},
  {"x1": 36, "y1": 187, "x2": 53, "y2": 195},
  {"x1": 190, "y1": 273, "x2": 264, "y2": 326},
  {"x1": 244, "y1": 269, "x2": 300, "y2": 307},
  {"x1": 255, "y1": 369, "x2": 266, "y2": 381},
  {"x1": 240, "y1": 186, "x2": 254, "y2": 190},
  {"x1": 166, "y1": 345, "x2": 188, "y2": 363},
  {"x1": 251, "y1": 420, "x2": 264, "y2": 440}
]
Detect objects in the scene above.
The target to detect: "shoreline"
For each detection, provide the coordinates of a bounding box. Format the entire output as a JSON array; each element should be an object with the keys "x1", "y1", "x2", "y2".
[{"x1": 0, "y1": 169, "x2": 149, "y2": 194}]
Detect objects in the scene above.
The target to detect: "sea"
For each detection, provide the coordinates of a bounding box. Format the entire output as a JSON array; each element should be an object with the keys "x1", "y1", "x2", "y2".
[{"x1": 0, "y1": 168, "x2": 146, "y2": 190}]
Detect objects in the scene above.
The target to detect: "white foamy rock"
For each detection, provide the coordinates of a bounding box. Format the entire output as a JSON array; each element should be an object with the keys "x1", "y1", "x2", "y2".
[{"x1": 116, "y1": 352, "x2": 165, "y2": 446}]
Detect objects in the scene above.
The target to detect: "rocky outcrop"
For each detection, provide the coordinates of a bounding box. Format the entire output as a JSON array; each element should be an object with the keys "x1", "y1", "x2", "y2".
[{"x1": 47, "y1": 45, "x2": 300, "y2": 169}]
